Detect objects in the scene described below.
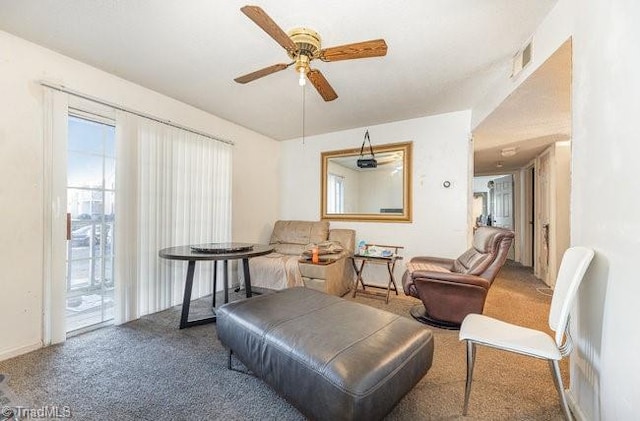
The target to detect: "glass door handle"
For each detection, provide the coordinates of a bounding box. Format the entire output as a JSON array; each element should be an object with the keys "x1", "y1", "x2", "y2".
[{"x1": 66, "y1": 213, "x2": 71, "y2": 241}]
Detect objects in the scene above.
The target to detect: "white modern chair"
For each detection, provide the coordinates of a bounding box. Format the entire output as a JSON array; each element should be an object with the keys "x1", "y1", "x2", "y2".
[{"x1": 459, "y1": 246, "x2": 595, "y2": 420}]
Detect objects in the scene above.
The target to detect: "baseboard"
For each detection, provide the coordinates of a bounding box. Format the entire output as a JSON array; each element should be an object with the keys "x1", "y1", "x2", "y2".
[
  {"x1": 566, "y1": 389, "x2": 587, "y2": 421},
  {"x1": 0, "y1": 342, "x2": 42, "y2": 362}
]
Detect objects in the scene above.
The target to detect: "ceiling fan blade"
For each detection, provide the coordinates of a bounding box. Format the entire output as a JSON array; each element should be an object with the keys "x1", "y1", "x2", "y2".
[
  {"x1": 234, "y1": 63, "x2": 291, "y2": 84},
  {"x1": 320, "y1": 39, "x2": 388, "y2": 62},
  {"x1": 240, "y1": 6, "x2": 297, "y2": 55},
  {"x1": 307, "y1": 69, "x2": 338, "y2": 101}
]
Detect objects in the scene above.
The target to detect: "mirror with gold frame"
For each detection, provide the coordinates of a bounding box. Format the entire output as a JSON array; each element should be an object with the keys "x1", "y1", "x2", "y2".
[{"x1": 321, "y1": 141, "x2": 412, "y2": 222}]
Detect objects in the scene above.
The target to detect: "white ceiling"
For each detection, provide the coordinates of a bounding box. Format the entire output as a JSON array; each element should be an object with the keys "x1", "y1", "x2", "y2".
[
  {"x1": 473, "y1": 39, "x2": 571, "y2": 174},
  {"x1": 0, "y1": 0, "x2": 558, "y2": 142}
]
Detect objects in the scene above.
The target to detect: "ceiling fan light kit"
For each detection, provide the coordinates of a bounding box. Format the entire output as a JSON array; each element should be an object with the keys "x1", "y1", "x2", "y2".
[
  {"x1": 289, "y1": 28, "x2": 320, "y2": 87},
  {"x1": 235, "y1": 5, "x2": 388, "y2": 101},
  {"x1": 294, "y1": 51, "x2": 311, "y2": 86}
]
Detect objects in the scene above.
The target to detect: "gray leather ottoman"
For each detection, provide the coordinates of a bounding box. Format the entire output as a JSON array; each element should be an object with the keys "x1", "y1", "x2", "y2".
[{"x1": 216, "y1": 287, "x2": 434, "y2": 420}]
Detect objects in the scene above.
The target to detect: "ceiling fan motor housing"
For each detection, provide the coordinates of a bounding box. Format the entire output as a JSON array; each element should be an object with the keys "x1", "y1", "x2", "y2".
[{"x1": 287, "y1": 27, "x2": 322, "y2": 60}]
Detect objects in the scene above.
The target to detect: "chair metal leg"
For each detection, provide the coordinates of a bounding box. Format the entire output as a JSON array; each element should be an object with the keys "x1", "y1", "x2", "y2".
[
  {"x1": 549, "y1": 359, "x2": 573, "y2": 420},
  {"x1": 463, "y1": 340, "x2": 476, "y2": 415}
]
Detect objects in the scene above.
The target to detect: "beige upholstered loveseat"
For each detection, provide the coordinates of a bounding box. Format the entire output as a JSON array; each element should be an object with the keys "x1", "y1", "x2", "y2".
[{"x1": 243, "y1": 220, "x2": 355, "y2": 296}]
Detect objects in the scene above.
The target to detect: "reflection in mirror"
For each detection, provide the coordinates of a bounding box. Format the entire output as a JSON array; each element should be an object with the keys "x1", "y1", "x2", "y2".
[
  {"x1": 321, "y1": 142, "x2": 412, "y2": 222},
  {"x1": 472, "y1": 192, "x2": 488, "y2": 227}
]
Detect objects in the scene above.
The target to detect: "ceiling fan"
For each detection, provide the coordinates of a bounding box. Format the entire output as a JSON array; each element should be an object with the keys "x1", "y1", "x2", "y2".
[{"x1": 234, "y1": 5, "x2": 388, "y2": 101}]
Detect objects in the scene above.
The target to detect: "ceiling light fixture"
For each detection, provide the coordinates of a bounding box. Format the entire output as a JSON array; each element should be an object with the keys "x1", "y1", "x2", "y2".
[
  {"x1": 501, "y1": 147, "x2": 518, "y2": 157},
  {"x1": 298, "y1": 68, "x2": 306, "y2": 86},
  {"x1": 295, "y1": 54, "x2": 310, "y2": 87}
]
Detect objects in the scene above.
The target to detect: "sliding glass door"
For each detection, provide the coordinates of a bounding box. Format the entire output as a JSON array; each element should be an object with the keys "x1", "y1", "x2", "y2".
[
  {"x1": 65, "y1": 114, "x2": 115, "y2": 332},
  {"x1": 43, "y1": 87, "x2": 231, "y2": 337}
]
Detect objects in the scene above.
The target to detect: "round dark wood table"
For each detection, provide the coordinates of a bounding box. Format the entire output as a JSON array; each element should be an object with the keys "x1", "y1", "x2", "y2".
[{"x1": 159, "y1": 243, "x2": 273, "y2": 328}]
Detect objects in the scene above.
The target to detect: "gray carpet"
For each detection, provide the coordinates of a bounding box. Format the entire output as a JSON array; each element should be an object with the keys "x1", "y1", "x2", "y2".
[{"x1": 0, "y1": 261, "x2": 565, "y2": 420}]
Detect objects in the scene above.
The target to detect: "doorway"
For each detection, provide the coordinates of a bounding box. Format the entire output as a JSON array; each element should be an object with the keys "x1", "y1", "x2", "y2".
[
  {"x1": 489, "y1": 175, "x2": 515, "y2": 260},
  {"x1": 518, "y1": 165, "x2": 535, "y2": 268},
  {"x1": 535, "y1": 149, "x2": 552, "y2": 285},
  {"x1": 65, "y1": 114, "x2": 116, "y2": 332},
  {"x1": 473, "y1": 175, "x2": 515, "y2": 259},
  {"x1": 490, "y1": 174, "x2": 514, "y2": 231}
]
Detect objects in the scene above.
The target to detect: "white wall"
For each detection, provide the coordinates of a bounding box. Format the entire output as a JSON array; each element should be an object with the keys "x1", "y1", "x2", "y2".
[
  {"x1": 471, "y1": 0, "x2": 574, "y2": 130},
  {"x1": 358, "y1": 166, "x2": 403, "y2": 213},
  {"x1": 280, "y1": 111, "x2": 472, "y2": 284},
  {"x1": 473, "y1": 0, "x2": 640, "y2": 418},
  {"x1": 571, "y1": 0, "x2": 640, "y2": 419},
  {"x1": 0, "y1": 31, "x2": 280, "y2": 360}
]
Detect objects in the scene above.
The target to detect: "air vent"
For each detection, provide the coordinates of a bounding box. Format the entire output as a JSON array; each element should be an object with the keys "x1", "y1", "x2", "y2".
[{"x1": 511, "y1": 40, "x2": 533, "y2": 78}]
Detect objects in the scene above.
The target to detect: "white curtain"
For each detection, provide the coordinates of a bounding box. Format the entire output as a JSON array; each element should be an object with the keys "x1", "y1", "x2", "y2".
[
  {"x1": 115, "y1": 112, "x2": 232, "y2": 324},
  {"x1": 42, "y1": 87, "x2": 69, "y2": 344}
]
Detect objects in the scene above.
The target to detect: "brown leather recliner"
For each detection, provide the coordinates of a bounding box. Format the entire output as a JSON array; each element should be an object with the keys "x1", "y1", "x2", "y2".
[{"x1": 402, "y1": 226, "x2": 515, "y2": 329}]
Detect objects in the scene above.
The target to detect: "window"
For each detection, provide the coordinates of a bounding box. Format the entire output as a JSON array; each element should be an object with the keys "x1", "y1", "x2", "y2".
[{"x1": 327, "y1": 173, "x2": 345, "y2": 213}]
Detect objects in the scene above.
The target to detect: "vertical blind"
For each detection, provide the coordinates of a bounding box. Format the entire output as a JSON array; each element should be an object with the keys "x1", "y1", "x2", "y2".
[
  {"x1": 43, "y1": 85, "x2": 232, "y2": 340},
  {"x1": 114, "y1": 112, "x2": 232, "y2": 324},
  {"x1": 43, "y1": 88, "x2": 70, "y2": 345}
]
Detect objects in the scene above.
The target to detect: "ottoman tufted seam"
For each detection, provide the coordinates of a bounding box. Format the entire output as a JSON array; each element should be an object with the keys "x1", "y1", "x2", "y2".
[
  {"x1": 261, "y1": 310, "x2": 425, "y2": 398},
  {"x1": 318, "y1": 314, "x2": 401, "y2": 370},
  {"x1": 258, "y1": 299, "x2": 344, "y2": 337},
  {"x1": 318, "y1": 318, "x2": 430, "y2": 397},
  {"x1": 343, "y1": 332, "x2": 432, "y2": 397},
  {"x1": 254, "y1": 299, "x2": 346, "y2": 373}
]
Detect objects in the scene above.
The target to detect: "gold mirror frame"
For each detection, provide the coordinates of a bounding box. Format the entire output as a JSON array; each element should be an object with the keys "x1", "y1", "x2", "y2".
[{"x1": 321, "y1": 141, "x2": 412, "y2": 222}]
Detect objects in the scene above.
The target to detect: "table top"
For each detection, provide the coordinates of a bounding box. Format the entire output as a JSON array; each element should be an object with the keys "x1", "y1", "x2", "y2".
[
  {"x1": 159, "y1": 243, "x2": 274, "y2": 261},
  {"x1": 352, "y1": 253, "x2": 403, "y2": 262},
  {"x1": 298, "y1": 256, "x2": 336, "y2": 265}
]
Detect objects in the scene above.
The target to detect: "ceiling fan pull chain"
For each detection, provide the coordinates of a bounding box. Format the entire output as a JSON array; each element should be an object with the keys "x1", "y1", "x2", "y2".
[{"x1": 301, "y1": 83, "x2": 306, "y2": 144}]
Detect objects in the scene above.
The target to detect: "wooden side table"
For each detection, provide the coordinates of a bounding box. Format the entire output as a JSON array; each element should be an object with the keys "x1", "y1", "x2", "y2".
[{"x1": 350, "y1": 244, "x2": 404, "y2": 304}]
